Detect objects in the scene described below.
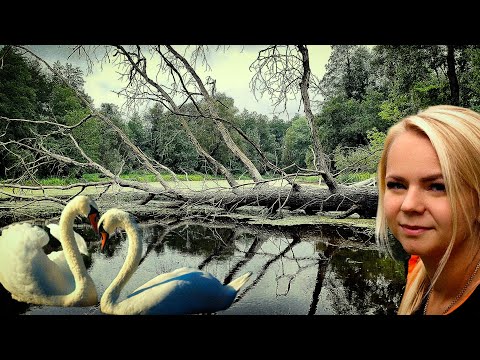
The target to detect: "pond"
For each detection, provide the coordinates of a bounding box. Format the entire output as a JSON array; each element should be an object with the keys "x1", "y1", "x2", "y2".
[{"x1": 0, "y1": 220, "x2": 409, "y2": 315}]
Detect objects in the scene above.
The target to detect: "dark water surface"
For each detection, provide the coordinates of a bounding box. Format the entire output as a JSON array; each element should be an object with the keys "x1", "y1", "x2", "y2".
[{"x1": 1, "y1": 220, "x2": 408, "y2": 315}]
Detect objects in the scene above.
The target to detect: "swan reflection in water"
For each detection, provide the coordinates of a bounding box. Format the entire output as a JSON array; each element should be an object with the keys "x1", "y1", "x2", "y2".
[{"x1": 2, "y1": 218, "x2": 408, "y2": 315}]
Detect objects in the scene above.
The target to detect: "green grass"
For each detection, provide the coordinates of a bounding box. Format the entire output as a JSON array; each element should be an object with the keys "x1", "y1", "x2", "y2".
[
  {"x1": 119, "y1": 172, "x2": 217, "y2": 182},
  {"x1": 81, "y1": 173, "x2": 103, "y2": 182},
  {"x1": 336, "y1": 172, "x2": 374, "y2": 184},
  {"x1": 32, "y1": 172, "x2": 220, "y2": 185},
  {"x1": 296, "y1": 175, "x2": 320, "y2": 183},
  {"x1": 13, "y1": 171, "x2": 374, "y2": 187}
]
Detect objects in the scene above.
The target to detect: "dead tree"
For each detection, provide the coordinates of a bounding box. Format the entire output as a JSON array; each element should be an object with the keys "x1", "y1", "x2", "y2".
[{"x1": 0, "y1": 45, "x2": 379, "y2": 222}]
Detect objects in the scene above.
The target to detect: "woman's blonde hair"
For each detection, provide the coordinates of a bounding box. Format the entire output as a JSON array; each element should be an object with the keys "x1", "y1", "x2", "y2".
[{"x1": 375, "y1": 105, "x2": 480, "y2": 314}]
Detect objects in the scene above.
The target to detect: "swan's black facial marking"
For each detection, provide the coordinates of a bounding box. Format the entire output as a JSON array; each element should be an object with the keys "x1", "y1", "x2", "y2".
[{"x1": 88, "y1": 206, "x2": 100, "y2": 233}]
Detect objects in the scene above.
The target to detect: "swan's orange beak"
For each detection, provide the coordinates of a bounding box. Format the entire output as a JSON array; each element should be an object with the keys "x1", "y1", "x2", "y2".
[
  {"x1": 100, "y1": 230, "x2": 109, "y2": 253},
  {"x1": 88, "y1": 208, "x2": 99, "y2": 233}
]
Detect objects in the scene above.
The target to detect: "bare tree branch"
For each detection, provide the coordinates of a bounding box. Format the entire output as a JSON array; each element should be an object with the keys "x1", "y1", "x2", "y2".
[{"x1": 0, "y1": 45, "x2": 378, "y2": 225}]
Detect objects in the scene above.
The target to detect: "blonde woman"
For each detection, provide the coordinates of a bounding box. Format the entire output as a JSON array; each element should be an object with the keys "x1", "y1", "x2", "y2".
[{"x1": 375, "y1": 105, "x2": 480, "y2": 315}]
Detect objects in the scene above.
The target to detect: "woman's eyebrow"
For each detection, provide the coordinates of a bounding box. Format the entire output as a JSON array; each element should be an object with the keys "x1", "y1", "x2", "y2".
[{"x1": 385, "y1": 173, "x2": 444, "y2": 182}]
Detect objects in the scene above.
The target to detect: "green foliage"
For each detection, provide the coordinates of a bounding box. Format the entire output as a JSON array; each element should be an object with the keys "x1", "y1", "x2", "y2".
[
  {"x1": 378, "y1": 100, "x2": 403, "y2": 124},
  {"x1": 372, "y1": 45, "x2": 436, "y2": 95},
  {"x1": 319, "y1": 45, "x2": 372, "y2": 101},
  {"x1": 463, "y1": 47, "x2": 480, "y2": 107},
  {"x1": 333, "y1": 145, "x2": 377, "y2": 174},
  {"x1": 38, "y1": 177, "x2": 78, "y2": 186},
  {"x1": 146, "y1": 103, "x2": 199, "y2": 173},
  {"x1": 372, "y1": 45, "x2": 480, "y2": 124},
  {"x1": 282, "y1": 115, "x2": 311, "y2": 169},
  {"x1": 332, "y1": 127, "x2": 385, "y2": 183},
  {"x1": 96, "y1": 103, "x2": 129, "y2": 173},
  {"x1": 84, "y1": 171, "x2": 219, "y2": 183},
  {"x1": 126, "y1": 110, "x2": 153, "y2": 158},
  {"x1": 235, "y1": 110, "x2": 289, "y2": 174},
  {"x1": 296, "y1": 175, "x2": 320, "y2": 183},
  {"x1": 51, "y1": 61, "x2": 85, "y2": 91},
  {"x1": 366, "y1": 127, "x2": 386, "y2": 162},
  {"x1": 6, "y1": 44, "x2": 480, "y2": 186},
  {"x1": 0, "y1": 47, "x2": 52, "y2": 179},
  {"x1": 82, "y1": 173, "x2": 103, "y2": 182},
  {"x1": 38, "y1": 93, "x2": 99, "y2": 178},
  {"x1": 411, "y1": 79, "x2": 450, "y2": 108},
  {"x1": 50, "y1": 86, "x2": 84, "y2": 118},
  {"x1": 336, "y1": 172, "x2": 373, "y2": 184},
  {"x1": 378, "y1": 94, "x2": 421, "y2": 127},
  {"x1": 0, "y1": 47, "x2": 52, "y2": 120},
  {"x1": 317, "y1": 96, "x2": 371, "y2": 153}
]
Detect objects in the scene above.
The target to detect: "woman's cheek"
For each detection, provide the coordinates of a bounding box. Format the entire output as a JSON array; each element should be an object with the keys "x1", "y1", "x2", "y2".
[{"x1": 383, "y1": 193, "x2": 399, "y2": 221}]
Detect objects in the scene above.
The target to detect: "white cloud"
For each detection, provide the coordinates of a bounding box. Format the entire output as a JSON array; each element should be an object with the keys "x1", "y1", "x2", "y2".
[{"x1": 83, "y1": 64, "x2": 124, "y2": 109}]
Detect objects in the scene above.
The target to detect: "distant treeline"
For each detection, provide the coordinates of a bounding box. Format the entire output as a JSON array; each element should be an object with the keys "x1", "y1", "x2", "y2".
[{"x1": 2, "y1": 45, "x2": 479, "y2": 182}]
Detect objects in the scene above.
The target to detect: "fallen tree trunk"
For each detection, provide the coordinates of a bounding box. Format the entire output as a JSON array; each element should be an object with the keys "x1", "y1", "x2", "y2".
[
  {"x1": 0, "y1": 183, "x2": 379, "y2": 228},
  {"x1": 171, "y1": 183, "x2": 379, "y2": 218}
]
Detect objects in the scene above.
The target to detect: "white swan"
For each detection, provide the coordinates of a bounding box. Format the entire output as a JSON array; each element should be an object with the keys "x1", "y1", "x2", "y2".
[
  {"x1": 98, "y1": 208, "x2": 253, "y2": 315},
  {"x1": 0, "y1": 195, "x2": 100, "y2": 306}
]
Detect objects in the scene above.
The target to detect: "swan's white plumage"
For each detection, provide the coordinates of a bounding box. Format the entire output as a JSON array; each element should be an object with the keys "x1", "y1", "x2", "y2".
[
  {"x1": 0, "y1": 195, "x2": 99, "y2": 307},
  {"x1": 47, "y1": 223, "x2": 89, "y2": 255},
  {"x1": 98, "y1": 208, "x2": 252, "y2": 315},
  {"x1": 46, "y1": 223, "x2": 90, "y2": 285}
]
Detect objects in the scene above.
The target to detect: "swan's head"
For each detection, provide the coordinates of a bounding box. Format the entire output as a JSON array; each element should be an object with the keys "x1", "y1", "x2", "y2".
[
  {"x1": 70, "y1": 195, "x2": 100, "y2": 234},
  {"x1": 98, "y1": 208, "x2": 132, "y2": 253}
]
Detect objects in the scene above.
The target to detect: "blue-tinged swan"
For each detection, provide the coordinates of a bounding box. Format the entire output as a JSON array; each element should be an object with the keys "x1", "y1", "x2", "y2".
[{"x1": 98, "y1": 208, "x2": 252, "y2": 315}]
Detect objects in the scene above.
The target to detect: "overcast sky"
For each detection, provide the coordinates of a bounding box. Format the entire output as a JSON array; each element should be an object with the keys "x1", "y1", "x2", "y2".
[{"x1": 26, "y1": 45, "x2": 333, "y2": 119}]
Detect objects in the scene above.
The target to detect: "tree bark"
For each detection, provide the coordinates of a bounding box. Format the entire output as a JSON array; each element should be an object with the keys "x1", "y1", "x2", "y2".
[
  {"x1": 189, "y1": 183, "x2": 378, "y2": 217},
  {"x1": 446, "y1": 45, "x2": 460, "y2": 106},
  {"x1": 297, "y1": 45, "x2": 338, "y2": 191}
]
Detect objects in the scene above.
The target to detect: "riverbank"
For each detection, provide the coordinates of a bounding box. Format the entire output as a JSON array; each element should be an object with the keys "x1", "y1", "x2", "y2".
[{"x1": 0, "y1": 187, "x2": 376, "y2": 240}]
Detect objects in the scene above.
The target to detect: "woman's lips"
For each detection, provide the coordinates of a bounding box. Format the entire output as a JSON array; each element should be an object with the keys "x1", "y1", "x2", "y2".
[{"x1": 400, "y1": 224, "x2": 431, "y2": 236}]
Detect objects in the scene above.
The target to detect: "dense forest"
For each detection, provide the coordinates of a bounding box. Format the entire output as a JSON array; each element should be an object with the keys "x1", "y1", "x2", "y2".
[{"x1": 1, "y1": 45, "x2": 479, "y2": 221}]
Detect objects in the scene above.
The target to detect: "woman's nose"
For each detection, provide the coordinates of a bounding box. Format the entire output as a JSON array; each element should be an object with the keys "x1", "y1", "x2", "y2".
[{"x1": 400, "y1": 187, "x2": 425, "y2": 213}]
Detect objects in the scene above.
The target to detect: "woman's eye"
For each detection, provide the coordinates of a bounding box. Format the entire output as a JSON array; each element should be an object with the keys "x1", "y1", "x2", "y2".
[
  {"x1": 430, "y1": 183, "x2": 446, "y2": 192},
  {"x1": 386, "y1": 181, "x2": 405, "y2": 190}
]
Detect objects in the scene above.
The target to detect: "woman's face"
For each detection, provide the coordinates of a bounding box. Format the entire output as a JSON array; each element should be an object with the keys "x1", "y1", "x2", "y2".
[{"x1": 384, "y1": 130, "x2": 455, "y2": 259}]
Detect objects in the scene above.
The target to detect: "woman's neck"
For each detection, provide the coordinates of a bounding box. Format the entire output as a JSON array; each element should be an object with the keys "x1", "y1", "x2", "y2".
[{"x1": 424, "y1": 240, "x2": 480, "y2": 314}]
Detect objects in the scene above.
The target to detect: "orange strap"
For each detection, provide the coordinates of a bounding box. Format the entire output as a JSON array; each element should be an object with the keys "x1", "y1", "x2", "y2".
[{"x1": 407, "y1": 254, "x2": 420, "y2": 283}]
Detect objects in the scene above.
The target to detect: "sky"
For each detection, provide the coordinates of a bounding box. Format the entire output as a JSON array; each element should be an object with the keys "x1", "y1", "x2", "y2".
[{"x1": 26, "y1": 45, "x2": 333, "y2": 120}]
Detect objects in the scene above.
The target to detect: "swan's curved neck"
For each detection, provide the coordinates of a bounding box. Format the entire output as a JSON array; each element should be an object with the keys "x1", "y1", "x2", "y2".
[
  {"x1": 58, "y1": 201, "x2": 93, "y2": 302},
  {"x1": 100, "y1": 217, "x2": 142, "y2": 313}
]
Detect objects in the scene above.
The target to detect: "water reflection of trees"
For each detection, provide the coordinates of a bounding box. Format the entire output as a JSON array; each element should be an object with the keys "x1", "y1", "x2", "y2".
[
  {"x1": 328, "y1": 248, "x2": 404, "y2": 315},
  {"x1": 150, "y1": 221, "x2": 403, "y2": 314},
  {"x1": 307, "y1": 227, "x2": 405, "y2": 315},
  {"x1": 71, "y1": 220, "x2": 408, "y2": 315}
]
